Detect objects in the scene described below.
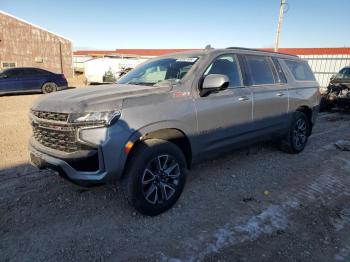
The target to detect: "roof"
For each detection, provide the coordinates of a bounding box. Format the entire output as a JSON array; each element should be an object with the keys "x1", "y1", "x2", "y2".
[
  {"x1": 226, "y1": 47, "x2": 298, "y2": 57},
  {"x1": 0, "y1": 10, "x2": 71, "y2": 42},
  {"x1": 262, "y1": 48, "x2": 350, "y2": 55},
  {"x1": 73, "y1": 48, "x2": 350, "y2": 57}
]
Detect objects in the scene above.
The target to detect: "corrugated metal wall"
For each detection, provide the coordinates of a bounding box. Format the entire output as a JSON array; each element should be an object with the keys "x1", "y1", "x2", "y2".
[
  {"x1": 0, "y1": 12, "x2": 73, "y2": 78},
  {"x1": 300, "y1": 55, "x2": 350, "y2": 87}
]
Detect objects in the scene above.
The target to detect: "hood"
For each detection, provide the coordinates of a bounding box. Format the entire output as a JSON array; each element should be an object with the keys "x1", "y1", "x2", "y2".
[{"x1": 31, "y1": 84, "x2": 171, "y2": 113}]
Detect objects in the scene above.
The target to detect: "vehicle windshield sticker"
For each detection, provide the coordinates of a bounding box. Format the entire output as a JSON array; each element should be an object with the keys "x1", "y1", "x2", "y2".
[{"x1": 176, "y1": 57, "x2": 198, "y2": 63}]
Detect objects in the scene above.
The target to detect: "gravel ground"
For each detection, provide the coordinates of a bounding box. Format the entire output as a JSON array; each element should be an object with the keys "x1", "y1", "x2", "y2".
[
  {"x1": 0, "y1": 94, "x2": 39, "y2": 169},
  {"x1": 1, "y1": 94, "x2": 350, "y2": 261}
]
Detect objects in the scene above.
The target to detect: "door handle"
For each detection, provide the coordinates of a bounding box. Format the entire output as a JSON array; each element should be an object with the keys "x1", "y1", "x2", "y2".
[
  {"x1": 238, "y1": 96, "x2": 250, "y2": 101},
  {"x1": 276, "y1": 92, "x2": 285, "y2": 97}
]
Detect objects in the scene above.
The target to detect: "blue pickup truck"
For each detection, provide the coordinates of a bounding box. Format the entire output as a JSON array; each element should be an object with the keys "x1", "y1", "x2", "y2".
[{"x1": 0, "y1": 67, "x2": 68, "y2": 95}]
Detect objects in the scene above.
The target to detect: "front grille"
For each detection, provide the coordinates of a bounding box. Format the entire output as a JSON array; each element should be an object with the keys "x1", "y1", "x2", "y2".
[
  {"x1": 32, "y1": 122, "x2": 81, "y2": 153},
  {"x1": 32, "y1": 110, "x2": 69, "y2": 122}
]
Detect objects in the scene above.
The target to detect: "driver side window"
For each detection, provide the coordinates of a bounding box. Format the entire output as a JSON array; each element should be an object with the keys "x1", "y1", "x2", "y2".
[
  {"x1": 4, "y1": 69, "x2": 21, "y2": 78},
  {"x1": 204, "y1": 55, "x2": 243, "y2": 88}
]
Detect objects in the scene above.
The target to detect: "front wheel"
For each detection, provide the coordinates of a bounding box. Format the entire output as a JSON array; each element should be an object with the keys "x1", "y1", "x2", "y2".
[
  {"x1": 279, "y1": 111, "x2": 310, "y2": 154},
  {"x1": 122, "y1": 139, "x2": 187, "y2": 216}
]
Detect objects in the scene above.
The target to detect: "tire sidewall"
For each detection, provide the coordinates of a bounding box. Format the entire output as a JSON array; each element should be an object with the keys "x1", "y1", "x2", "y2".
[
  {"x1": 289, "y1": 112, "x2": 309, "y2": 153},
  {"x1": 42, "y1": 82, "x2": 57, "y2": 94},
  {"x1": 125, "y1": 139, "x2": 187, "y2": 216}
]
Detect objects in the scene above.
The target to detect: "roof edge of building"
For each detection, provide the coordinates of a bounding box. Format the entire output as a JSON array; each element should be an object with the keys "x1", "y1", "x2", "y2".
[{"x1": 0, "y1": 10, "x2": 72, "y2": 42}]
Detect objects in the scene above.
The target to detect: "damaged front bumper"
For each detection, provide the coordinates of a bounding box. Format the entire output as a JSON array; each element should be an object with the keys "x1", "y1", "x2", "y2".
[
  {"x1": 325, "y1": 85, "x2": 350, "y2": 103},
  {"x1": 29, "y1": 120, "x2": 134, "y2": 185},
  {"x1": 320, "y1": 84, "x2": 350, "y2": 110},
  {"x1": 29, "y1": 138, "x2": 110, "y2": 184}
]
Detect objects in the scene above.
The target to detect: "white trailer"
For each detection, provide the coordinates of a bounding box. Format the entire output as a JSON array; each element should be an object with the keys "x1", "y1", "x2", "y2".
[{"x1": 84, "y1": 57, "x2": 147, "y2": 84}]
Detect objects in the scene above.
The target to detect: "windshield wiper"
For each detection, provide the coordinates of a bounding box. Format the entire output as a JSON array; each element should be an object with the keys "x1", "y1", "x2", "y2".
[{"x1": 154, "y1": 79, "x2": 180, "y2": 87}]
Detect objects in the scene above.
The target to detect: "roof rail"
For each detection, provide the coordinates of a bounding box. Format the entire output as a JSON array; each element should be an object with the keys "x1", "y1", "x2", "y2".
[{"x1": 226, "y1": 47, "x2": 298, "y2": 57}]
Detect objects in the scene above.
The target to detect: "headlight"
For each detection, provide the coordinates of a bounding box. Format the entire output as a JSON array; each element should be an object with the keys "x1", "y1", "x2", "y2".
[{"x1": 69, "y1": 111, "x2": 121, "y2": 126}]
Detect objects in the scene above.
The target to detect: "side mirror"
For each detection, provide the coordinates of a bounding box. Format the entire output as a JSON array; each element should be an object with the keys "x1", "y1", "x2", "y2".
[
  {"x1": 200, "y1": 74, "x2": 229, "y2": 97},
  {"x1": 330, "y1": 74, "x2": 335, "y2": 81}
]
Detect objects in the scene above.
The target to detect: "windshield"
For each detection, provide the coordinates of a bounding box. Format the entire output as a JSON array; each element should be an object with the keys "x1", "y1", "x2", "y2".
[{"x1": 117, "y1": 56, "x2": 199, "y2": 86}]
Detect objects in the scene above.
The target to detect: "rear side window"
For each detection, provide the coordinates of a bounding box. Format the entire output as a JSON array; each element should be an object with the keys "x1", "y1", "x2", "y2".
[
  {"x1": 245, "y1": 55, "x2": 275, "y2": 85},
  {"x1": 35, "y1": 69, "x2": 51, "y2": 75},
  {"x1": 284, "y1": 60, "x2": 315, "y2": 81},
  {"x1": 22, "y1": 69, "x2": 37, "y2": 76}
]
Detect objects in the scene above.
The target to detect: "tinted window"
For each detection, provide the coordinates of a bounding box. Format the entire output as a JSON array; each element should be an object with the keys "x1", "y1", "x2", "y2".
[
  {"x1": 284, "y1": 60, "x2": 315, "y2": 81},
  {"x1": 22, "y1": 69, "x2": 37, "y2": 76},
  {"x1": 35, "y1": 68, "x2": 51, "y2": 75},
  {"x1": 18, "y1": 68, "x2": 51, "y2": 76},
  {"x1": 272, "y1": 58, "x2": 287, "y2": 83},
  {"x1": 5, "y1": 69, "x2": 22, "y2": 78},
  {"x1": 204, "y1": 55, "x2": 242, "y2": 88},
  {"x1": 245, "y1": 56, "x2": 275, "y2": 85}
]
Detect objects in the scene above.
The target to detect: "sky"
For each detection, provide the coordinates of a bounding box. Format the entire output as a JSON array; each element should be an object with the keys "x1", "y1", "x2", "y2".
[{"x1": 1, "y1": 0, "x2": 349, "y2": 50}]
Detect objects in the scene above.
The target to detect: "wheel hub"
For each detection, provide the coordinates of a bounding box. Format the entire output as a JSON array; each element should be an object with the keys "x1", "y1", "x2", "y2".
[
  {"x1": 294, "y1": 118, "x2": 307, "y2": 148},
  {"x1": 141, "y1": 154, "x2": 181, "y2": 205}
]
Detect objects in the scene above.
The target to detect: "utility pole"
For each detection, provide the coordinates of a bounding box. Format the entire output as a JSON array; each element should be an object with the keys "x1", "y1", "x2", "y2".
[{"x1": 274, "y1": 0, "x2": 286, "y2": 52}]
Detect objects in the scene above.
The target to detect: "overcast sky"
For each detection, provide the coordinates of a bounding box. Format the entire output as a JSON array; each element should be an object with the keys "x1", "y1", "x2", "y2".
[{"x1": 2, "y1": 0, "x2": 349, "y2": 50}]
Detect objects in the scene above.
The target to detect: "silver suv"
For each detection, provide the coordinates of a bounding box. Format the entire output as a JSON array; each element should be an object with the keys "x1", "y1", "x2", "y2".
[{"x1": 29, "y1": 48, "x2": 320, "y2": 215}]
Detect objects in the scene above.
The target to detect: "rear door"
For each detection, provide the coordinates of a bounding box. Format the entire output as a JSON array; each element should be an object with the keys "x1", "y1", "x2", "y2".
[
  {"x1": 0, "y1": 69, "x2": 22, "y2": 93},
  {"x1": 21, "y1": 68, "x2": 45, "y2": 91},
  {"x1": 243, "y1": 55, "x2": 289, "y2": 134},
  {"x1": 194, "y1": 54, "x2": 253, "y2": 156}
]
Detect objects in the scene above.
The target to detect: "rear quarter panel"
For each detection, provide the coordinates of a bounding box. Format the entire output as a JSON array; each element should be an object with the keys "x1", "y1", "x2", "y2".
[
  {"x1": 279, "y1": 59, "x2": 320, "y2": 111},
  {"x1": 288, "y1": 81, "x2": 320, "y2": 111},
  {"x1": 50, "y1": 74, "x2": 68, "y2": 87}
]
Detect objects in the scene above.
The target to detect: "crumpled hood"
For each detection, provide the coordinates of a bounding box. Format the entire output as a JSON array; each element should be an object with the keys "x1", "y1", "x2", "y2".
[{"x1": 31, "y1": 84, "x2": 171, "y2": 113}]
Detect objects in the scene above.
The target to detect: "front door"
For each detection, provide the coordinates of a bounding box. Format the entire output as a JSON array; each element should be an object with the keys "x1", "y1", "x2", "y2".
[
  {"x1": 21, "y1": 68, "x2": 44, "y2": 91},
  {"x1": 0, "y1": 69, "x2": 22, "y2": 93},
  {"x1": 194, "y1": 54, "x2": 253, "y2": 157}
]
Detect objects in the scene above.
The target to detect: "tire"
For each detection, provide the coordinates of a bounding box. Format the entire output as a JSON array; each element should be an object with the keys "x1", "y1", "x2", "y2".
[
  {"x1": 122, "y1": 139, "x2": 187, "y2": 216},
  {"x1": 279, "y1": 111, "x2": 310, "y2": 154},
  {"x1": 42, "y1": 82, "x2": 57, "y2": 94}
]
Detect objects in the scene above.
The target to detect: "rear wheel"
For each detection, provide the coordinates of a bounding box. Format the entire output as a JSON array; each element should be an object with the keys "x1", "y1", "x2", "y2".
[
  {"x1": 42, "y1": 82, "x2": 57, "y2": 94},
  {"x1": 279, "y1": 111, "x2": 310, "y2": 154},
  {"x1": 123, "y1": 139, "x2": 187, "y2": 216}
]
